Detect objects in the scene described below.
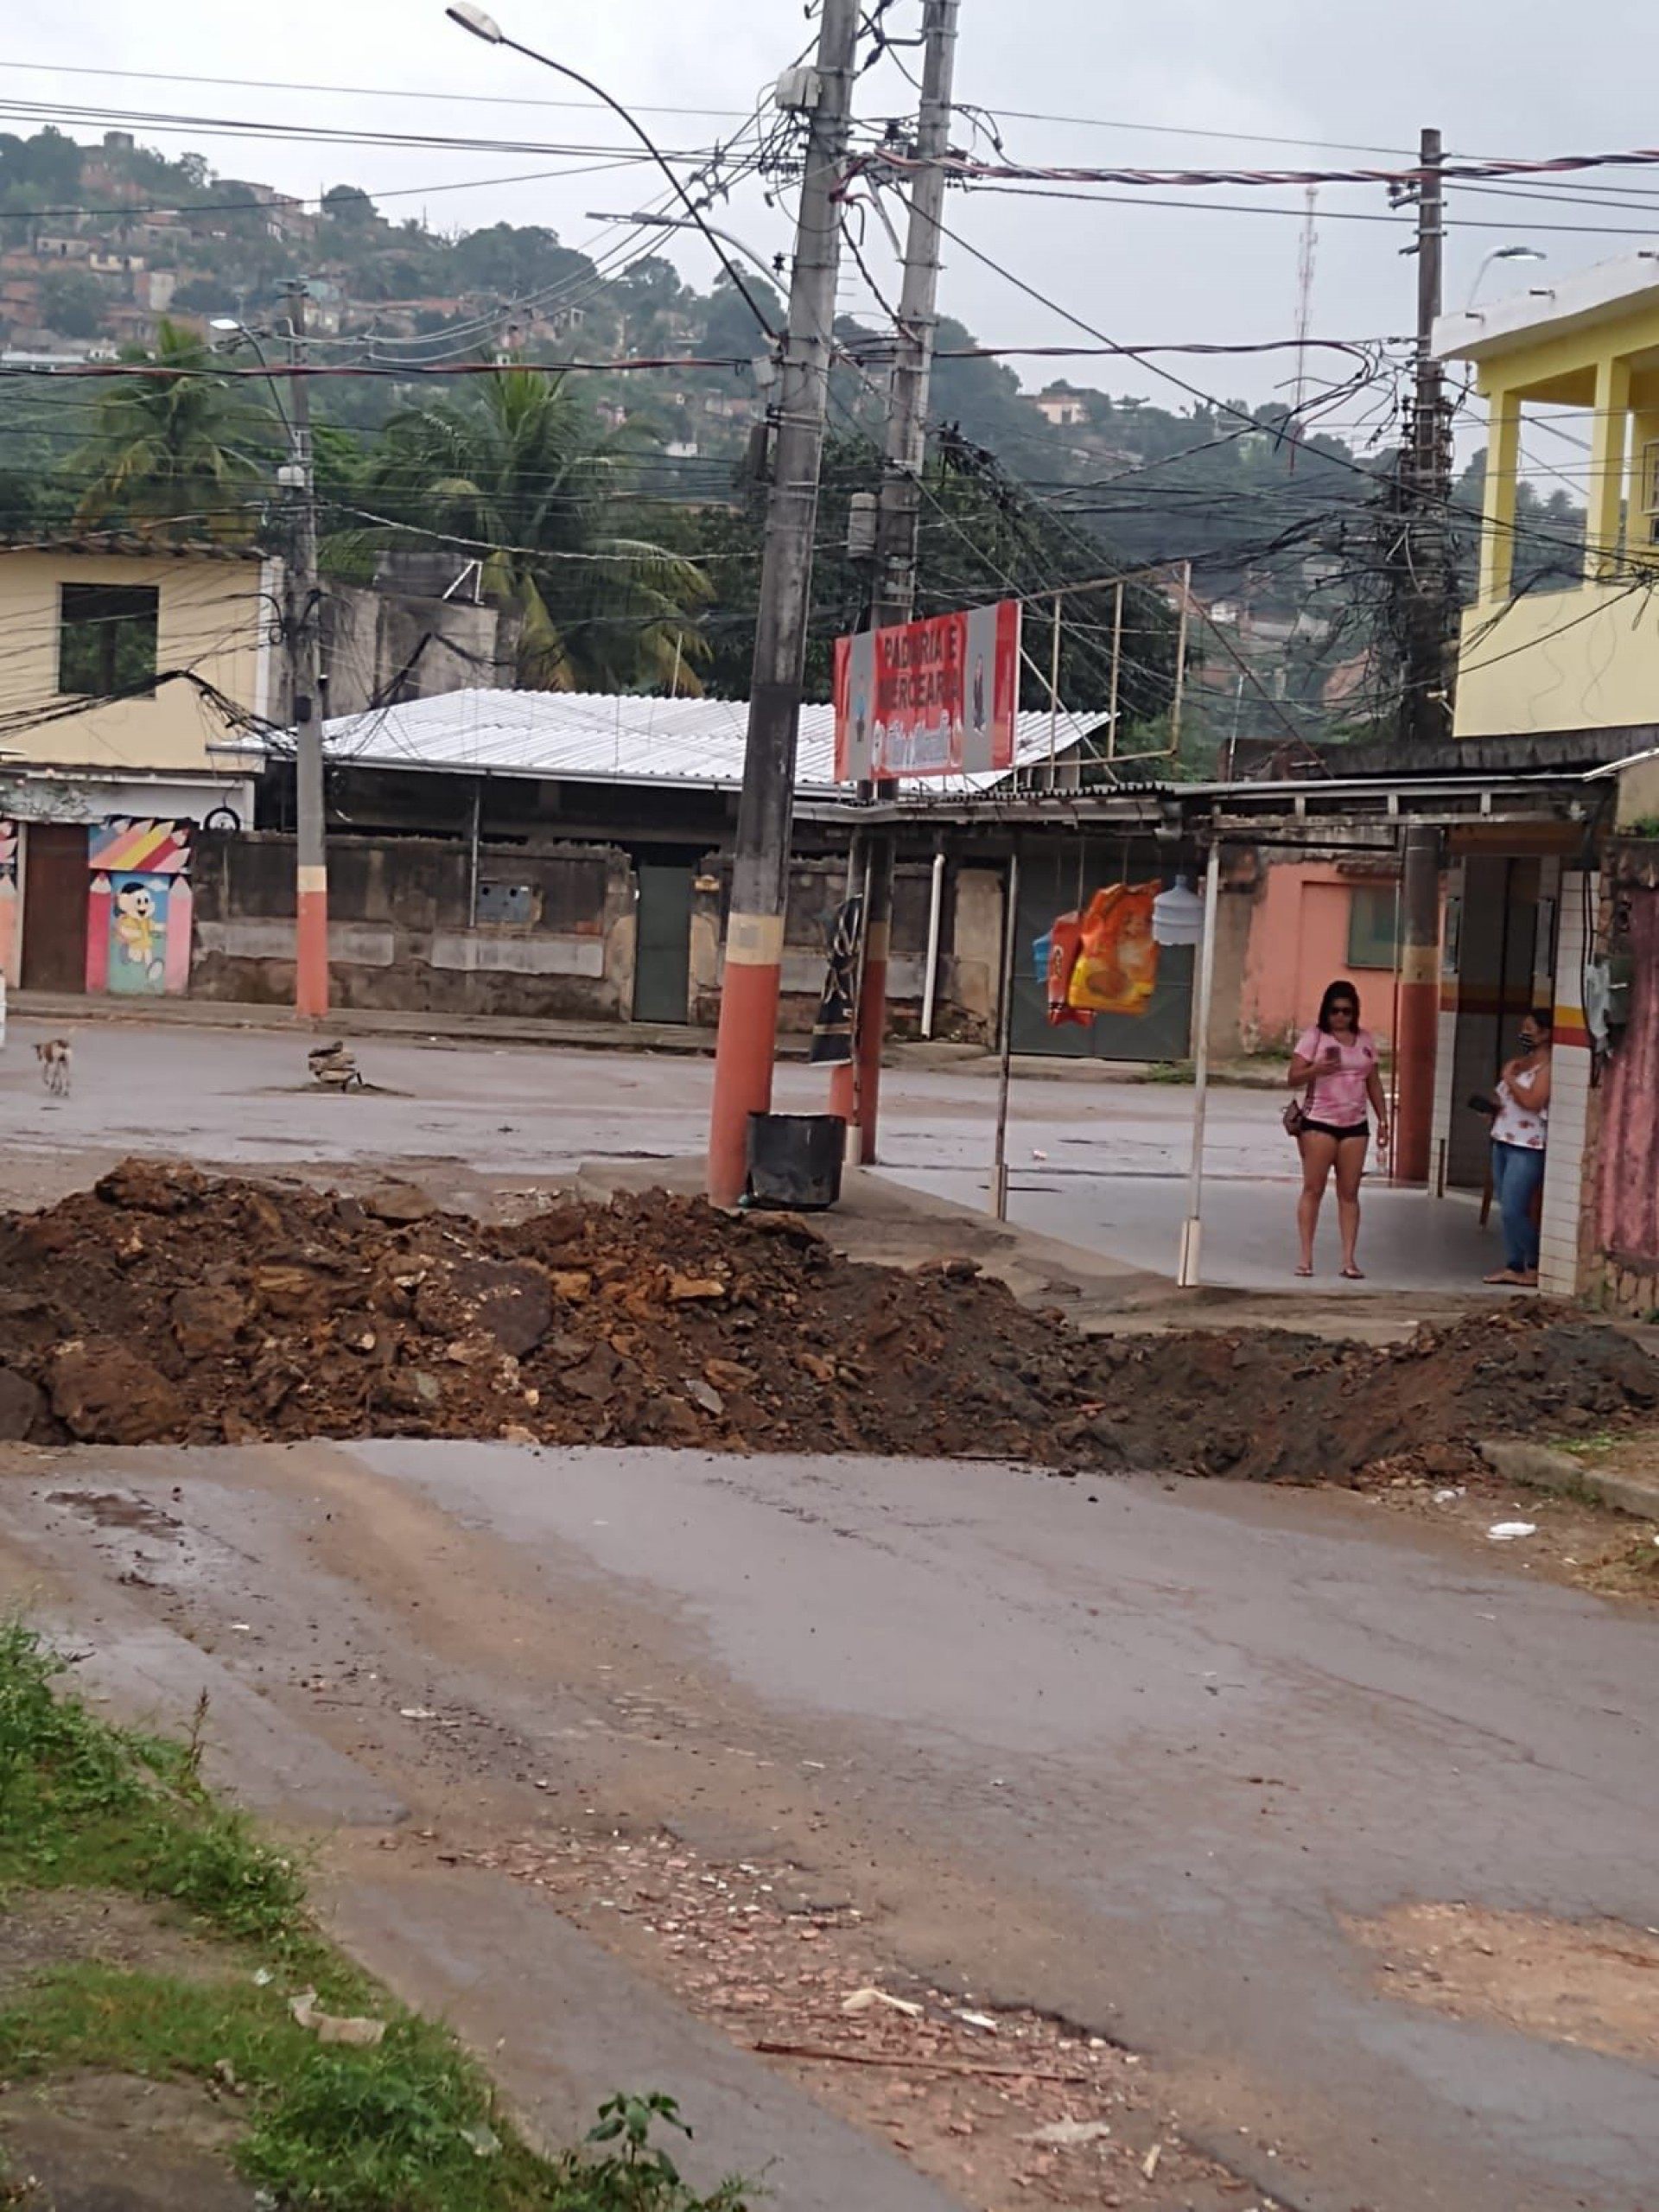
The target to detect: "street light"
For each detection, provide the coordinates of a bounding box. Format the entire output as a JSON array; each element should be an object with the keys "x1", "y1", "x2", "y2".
[
  {"x1": 444, "y1": 7, "x2": 777, "y2": 338},
  {"x1": 1466, "y1": 245, "x2": 1545, "y2": 312},
  {"x1": 208, "y1": 315, "x2": 293, "y2": 435}
]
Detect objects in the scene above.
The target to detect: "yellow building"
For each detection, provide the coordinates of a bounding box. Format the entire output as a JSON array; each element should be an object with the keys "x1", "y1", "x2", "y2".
[
  {"x1": 0, "y1": 534, "x2": 272, "y2": 995},
  {"x1": 1437, "y1": 256, "x2": 1659, "y2": 741}
]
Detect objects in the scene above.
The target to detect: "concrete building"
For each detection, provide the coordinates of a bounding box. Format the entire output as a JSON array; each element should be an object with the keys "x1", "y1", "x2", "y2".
[
  {"x1": 204, "y1": 690, "x2": 1114, "y2": 1036},
  {"x1": 1438, "y1": 254, "x2": 1659, "y2": 747},
  {"x1": 1429, "y1": 258, "x2": 1659, "y2": 1311},
  {"x1": 0, "y1": 535, "x2": 271, "y2": 1000},
  {"x1": 1031, "y1": 387, "x2": 1088, "y2": 429}
]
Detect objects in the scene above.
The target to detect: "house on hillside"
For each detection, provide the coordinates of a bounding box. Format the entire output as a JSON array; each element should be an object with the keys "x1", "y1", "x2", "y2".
[
  {"x1": 1031, "y1": 385, "x2": 1088, "y2": 429},
  {"x1": 87, "y1": 248, "x2": 144, "y2": 283},
  {"x1": 0, "y1": 535, "x2": 273, "y2": 1001},
  {"x1": 1030, "y1": 387, "x2": 1087, "y2": 429},
  {"x1": 215, "y1": 183, "x2": 315, "y2": 242}
]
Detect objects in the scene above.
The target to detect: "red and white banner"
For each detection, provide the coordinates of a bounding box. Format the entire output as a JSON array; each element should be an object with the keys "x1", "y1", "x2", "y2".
[{"x1": 833, "y1": 599, "x2": 1021, "y2": 780}]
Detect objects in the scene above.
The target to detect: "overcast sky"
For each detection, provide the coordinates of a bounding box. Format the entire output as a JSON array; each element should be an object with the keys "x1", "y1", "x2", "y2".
[{"x1": 8, "y1": 0, "x2": 1658, "y2": 436}]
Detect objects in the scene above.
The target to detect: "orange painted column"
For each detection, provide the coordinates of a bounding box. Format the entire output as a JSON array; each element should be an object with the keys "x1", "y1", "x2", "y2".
[
  {"x1": 708, "y1": 911, "x2": 783, "y2": 1206},
  {"x1": 849, "y1": 826, "x2": 893, "y2": 1166},
  {"x1": 828, "y1": 1057, "x2": 855, "y2": 1129},
  {"x1": 296, "y1": 864, "x2": 329, "y2": 1020},
  {"x1": 1393, "y1": 823, "x2": 1440, "y2": 1183},
  {"x1": 852, "y1": 916, "x2": 889, "y2": 1165}
]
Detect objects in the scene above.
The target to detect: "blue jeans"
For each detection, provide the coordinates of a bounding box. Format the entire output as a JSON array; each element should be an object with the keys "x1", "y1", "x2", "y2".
[{"x1": 1491, "y1": 1140, "x2": 1545, "y2": 1272}]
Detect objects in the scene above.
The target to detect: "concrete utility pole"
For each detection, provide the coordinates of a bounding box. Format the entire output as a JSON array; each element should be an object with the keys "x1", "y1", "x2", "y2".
[
  {"x1": 283, "y1": 279, "x2": 328, "y2": 1020},
  {"x1": 1394, "y1": 821, "x2": 1441, "y2": 1183},
  {"x1": 1399, "y1": 125, "x2": 1453, "y2": 748},
  {"x1": 705, "y1": 0, "x2": 861, "y2": 1205},
  {"x1": 833, "y1": 0, "x2": 959, "y2": 1165},
  {"x1": 1390, "y1": 130, "x2": 1449, "y2": 1178}
]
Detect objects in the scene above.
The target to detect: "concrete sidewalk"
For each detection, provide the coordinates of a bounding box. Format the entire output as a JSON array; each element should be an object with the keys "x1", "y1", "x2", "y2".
[
  {"x1": 580, "y1": 1154, "x2": 1490, "y2": 1344},
  {"x1": 9, "y1": 988, "x2": 741, "y2": 1059}
]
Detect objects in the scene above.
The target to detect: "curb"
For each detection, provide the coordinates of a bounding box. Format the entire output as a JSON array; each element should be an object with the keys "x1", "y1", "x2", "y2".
[{"x1": 1477, "y1": 1437, "x2": 1659, "y2": 1525}]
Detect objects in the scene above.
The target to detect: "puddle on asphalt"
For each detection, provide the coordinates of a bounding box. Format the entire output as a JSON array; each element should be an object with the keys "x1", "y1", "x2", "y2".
[
  {"x1": 47, "y1": 1491, "x2": 181, "y2": 1538},
  {"x1": 1347, "y1": 1902, "x2": 1659, "y2": 2063}
]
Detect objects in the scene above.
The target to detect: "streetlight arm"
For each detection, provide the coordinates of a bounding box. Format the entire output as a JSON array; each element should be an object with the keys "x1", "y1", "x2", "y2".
[
  {"x1": 1465, "y1": 245, "x2": 1545, "y2": 312},
  {"x1": 448, "y1": 11, "x2": 779, "y2": 340},
  {"x1": 210, "y1": 319, "x2": 294, "y2": 439}
]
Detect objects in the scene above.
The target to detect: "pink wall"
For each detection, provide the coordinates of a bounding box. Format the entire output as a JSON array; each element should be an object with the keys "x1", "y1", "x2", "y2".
[
  {"x1": 1597, "y1": 887, "x2": 1659, "y2": 1266},
  {"x1": 1241, "y1": 861, "x2": 1397, "y2": 1052}
]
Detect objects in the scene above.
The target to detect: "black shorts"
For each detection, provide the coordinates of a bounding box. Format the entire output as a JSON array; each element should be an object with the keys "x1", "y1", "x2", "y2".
[{"x1": 1300, "y1": 1119, "x2": 1369, "y2": 1142}]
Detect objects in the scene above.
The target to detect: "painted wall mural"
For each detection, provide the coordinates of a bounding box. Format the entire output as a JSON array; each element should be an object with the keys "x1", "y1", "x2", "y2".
[{"x1": 86, "y1": 817, "x2": 194, "y2": 996}]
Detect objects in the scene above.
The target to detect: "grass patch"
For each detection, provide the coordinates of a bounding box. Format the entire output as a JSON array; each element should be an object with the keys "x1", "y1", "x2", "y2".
[
  {"x1": 0, "y1": 1623, "x2": 306, "y2": 1948},
  {"x1": 0, "y1": 1622, "x2": 751, "y2": 2210}
]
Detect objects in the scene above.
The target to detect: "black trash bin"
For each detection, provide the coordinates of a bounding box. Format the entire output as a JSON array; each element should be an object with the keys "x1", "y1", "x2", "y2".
[{"x1": 746, "y1": 1112, "x2": 846, "y2": 1210}]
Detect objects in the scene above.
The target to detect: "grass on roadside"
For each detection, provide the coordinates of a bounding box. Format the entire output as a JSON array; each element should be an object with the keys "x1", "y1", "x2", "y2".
[{"x1": 0, "y1": 1621, "x2": 751, "y2": 2211}]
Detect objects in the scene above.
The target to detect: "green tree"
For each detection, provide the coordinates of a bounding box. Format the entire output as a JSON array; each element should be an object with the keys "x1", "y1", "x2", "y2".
[
  {"x1": 321, "y1": 183, "x2": 378, "y2": 230},
  {"x1": 66, "y1": 318, "x2": 279, "y2": 542},
  {"x1": 448, "y1": 222, "x2": 590, "y2": 299},
  {"x1": 702, "y1": 272, "x2": 779, "y2": 364},
  {"x1": 664, "y1": 432, "x2": 1179, "y2": 730},
  {"x1": 339, "y1": 365, "x2": 710, "y2": 691},
  {"x1": 0, "y1": 127, "x2": 81, "y2": 204},
  {"x1": 169, "y1": 275, "x2": 235, "y2": 315},
  {"x1": 39, "y1": 268, "x2": 107, "y2": 340}
]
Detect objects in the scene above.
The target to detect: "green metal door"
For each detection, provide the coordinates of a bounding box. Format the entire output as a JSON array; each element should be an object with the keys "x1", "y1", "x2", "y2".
[{"x1": 632, "y1": 862, "x2": 692, "y2": 1023}]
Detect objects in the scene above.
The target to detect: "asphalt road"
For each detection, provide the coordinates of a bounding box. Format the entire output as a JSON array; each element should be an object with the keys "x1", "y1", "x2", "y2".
[
  {"x1": 3, "y1": 1437, "x2": 1654, "y2": 2211},
  {"x1": 0, "y1": 1017, "x2": 1497, "y2": 1292}
]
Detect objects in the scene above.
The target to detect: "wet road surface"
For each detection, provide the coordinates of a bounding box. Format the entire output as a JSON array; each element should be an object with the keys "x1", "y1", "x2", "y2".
[
  {"x1": 0, "y1": 1017, "x2": 1496, "y2": 1292},
  {"x1": 0, "y1": 1437, "x2": 1652, "y2": 2210}
]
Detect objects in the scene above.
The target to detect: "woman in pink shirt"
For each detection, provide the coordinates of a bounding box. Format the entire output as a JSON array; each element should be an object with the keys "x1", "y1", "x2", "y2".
[{"x1": 1287, "y1": 981, "x2": 1389, "y2": 1280}]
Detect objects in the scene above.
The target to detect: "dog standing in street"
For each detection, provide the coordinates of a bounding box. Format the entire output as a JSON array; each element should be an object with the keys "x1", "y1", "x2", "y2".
[{"x1": 35, "y1": 1038, "x2": 72, "y2": 1097}]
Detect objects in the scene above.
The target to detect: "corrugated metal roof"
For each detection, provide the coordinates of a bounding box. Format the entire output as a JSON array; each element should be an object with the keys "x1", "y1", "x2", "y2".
[{"x1": 318, "y1": 688, "x2": 1109, "y2": 797}]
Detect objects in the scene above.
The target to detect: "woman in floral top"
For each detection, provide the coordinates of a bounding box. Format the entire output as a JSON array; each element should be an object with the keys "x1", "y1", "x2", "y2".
[{"x1": 1484, "y1": 1009, "x2": 1553, "y2": 1287}]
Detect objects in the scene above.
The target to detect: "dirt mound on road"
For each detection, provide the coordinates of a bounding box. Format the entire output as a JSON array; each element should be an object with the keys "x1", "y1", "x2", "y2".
[
  {"x1": 0, "y1": 1160, "x2": 1652, "y2": 1484},
  {"x1": 1077, "y1": 1313, "x2": 1659, "y2": 1482}
]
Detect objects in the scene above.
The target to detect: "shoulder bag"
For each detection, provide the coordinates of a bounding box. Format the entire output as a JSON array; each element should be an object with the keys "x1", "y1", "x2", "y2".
[{"x1": 1283, "y1": 1046, "x2": 1319, "y2": 1139}]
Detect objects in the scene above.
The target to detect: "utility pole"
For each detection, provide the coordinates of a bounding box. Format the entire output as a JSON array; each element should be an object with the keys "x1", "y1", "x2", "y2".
[
  {"x1": 1395, "y1": 819, "x2": 1440, "y2": 1184},
  {"x1": 1397, "y1": 125, "x2": 1453, "y2": 748},
  {"x1": 832, "y1": 0, "x2": 959, "y2": 1166},
  {"x1": 1391, "y1": 129, "x2": 1450, "y2": 1178},
  {"x1": 282, "y1": 278, "x2": 329, "y2": 1020},
  {"x1": 705, "y1": 0, "x2": 861, "y2": 1205}
]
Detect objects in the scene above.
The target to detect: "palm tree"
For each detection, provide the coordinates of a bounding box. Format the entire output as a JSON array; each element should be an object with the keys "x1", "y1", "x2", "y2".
[
  {"x1": 337, "y1": 367, "x2": 710, "y2": 693},
  {"x1": 67, "y1": 319, "x2": 278, "y2": 543}
]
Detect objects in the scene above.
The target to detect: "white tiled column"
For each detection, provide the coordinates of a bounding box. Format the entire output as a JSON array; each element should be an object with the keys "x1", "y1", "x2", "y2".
[
  {"x1": 1538, "y1": 869, "x2": 1592, "y2": 1296},
  {"x1": 1534, "y1": 855, "x2": 1561, "y2": 1007}
]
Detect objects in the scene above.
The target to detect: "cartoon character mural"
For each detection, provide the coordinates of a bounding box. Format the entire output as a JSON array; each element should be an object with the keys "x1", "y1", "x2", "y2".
[
  {"x1": 1039, "y1": 882, "x2": 1163, "y2": 1026},
  {"x1": 85, "y1": 819, "x2": 194, "y2": 996},
  {"x1": 0, "y1": 823, "x2": 16, "y2": 990}
]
